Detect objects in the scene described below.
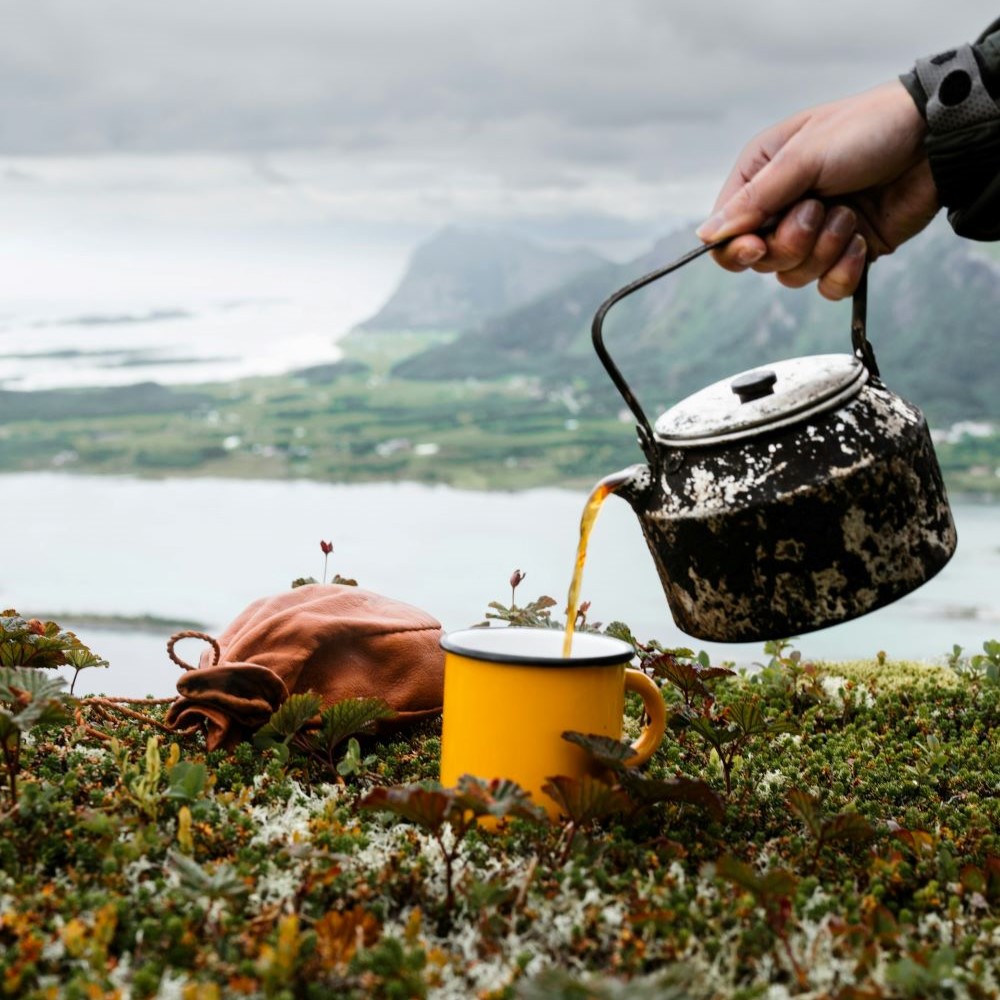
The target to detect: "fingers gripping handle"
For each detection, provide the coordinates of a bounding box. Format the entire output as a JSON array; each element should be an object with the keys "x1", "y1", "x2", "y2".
[{"x1": 624, "y1": 668, "x2": 666, "y2": 767}]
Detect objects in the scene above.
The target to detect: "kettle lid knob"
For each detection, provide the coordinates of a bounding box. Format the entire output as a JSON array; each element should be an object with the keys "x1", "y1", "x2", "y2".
[{"x1": 731, "y1": 369, "x2": 778, "y2": 404}]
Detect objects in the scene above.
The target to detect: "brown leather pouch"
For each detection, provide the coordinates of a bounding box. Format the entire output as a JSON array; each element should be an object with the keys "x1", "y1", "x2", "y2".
[{"x1": 165, "y1": 584, "x2": 444, "y2": 750}]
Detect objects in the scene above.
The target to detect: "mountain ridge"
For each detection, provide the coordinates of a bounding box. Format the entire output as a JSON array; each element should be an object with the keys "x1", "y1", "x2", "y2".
[
  {"x1": 356, "y1": 226, "x2": 607, "y2": 333},
  {"x1": 391, "y1": 220, "x2": 1000, "y2": 427}
]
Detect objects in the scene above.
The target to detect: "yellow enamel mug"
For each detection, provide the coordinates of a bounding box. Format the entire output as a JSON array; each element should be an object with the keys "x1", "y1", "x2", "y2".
[{"x1": 439, "y1": 627, "x2": 666, "y2": 819}]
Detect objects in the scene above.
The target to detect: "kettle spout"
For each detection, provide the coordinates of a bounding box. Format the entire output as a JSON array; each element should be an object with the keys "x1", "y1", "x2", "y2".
[{"x1": 603, "y1": 463, "x2": 652, "y2": 511}]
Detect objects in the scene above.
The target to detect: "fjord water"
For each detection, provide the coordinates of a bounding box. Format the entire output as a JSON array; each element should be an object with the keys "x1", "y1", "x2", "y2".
[{"x1": 2, "y1": 473, "x2": 999, "y2": 697}]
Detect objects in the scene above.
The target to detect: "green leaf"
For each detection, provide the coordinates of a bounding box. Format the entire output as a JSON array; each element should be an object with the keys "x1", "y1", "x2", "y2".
[
  {"x1": 259, "y1": 692, "x2": 323, "y2": 740},
  {"x1": 167, "y1": 848, "x2": 249, "y2": 903},
  {"x1": 0, "y1": 613, "x2": 106, "y2": 671},
  {"x1": 0, "y1": 667, "x2": 72, "y2": 731},
  {"x1": 822, "y1": 810, "x2": 876, "y2": 847},
  {"x1": 315, "y1": 697, "x2": 396, "y2": 755},
  {"x1": 714, "y1": 854, "x2": 797, "y2": 902},
  {"x1": 648, "y1": 654, "x2": 709, "y2": 701},
  {"x1": 621, "y1": 773, "x2": 724, "y2": 821},
  {"x1": 681, "y1": 712, "x2": 740, "y2": 750},
  {"x1": 0, "y1": 710, "x2": 19, "y2": 746},
  {"x1": 540, "y1": 774, "x2": 632, "y2": 826},
  {"x1": 62, "y1": 648, "x2": 110, "y2": 671},
  {"x1": 787, "y1": 788, "x2": 823, "y2": 841},
  {"x1": 788, "y1": 789, "x2": 874, "y2": 849},
  {"x1": 603, "y1": 621, "x2": 638, "y2": 648},
  {"x1": 728, "y1": 696, "x2": 799, "y2": 739},
  {"x1": 336, "y1": 737, "x2": 363, "y2": 776},
  {"x1": 727, "y1": 696, "x2": 766, "y2": 736},
  {"x1": 166, "y1": 761, "x2": 207, "y2": 803}
]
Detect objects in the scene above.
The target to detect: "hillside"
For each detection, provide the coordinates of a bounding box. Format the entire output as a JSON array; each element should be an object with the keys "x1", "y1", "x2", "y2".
[
  {"x1": 393, "y1": 220, "x2": 1000, "y2": 427},
  {"x1": 356, "y1": 227, "x2": 606, "y2": 332}
]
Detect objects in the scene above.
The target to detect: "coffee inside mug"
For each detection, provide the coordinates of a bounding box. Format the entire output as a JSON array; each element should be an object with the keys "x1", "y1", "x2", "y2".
[{"x1": 439, "y1": 627, "x2": 665, "y2": 819}]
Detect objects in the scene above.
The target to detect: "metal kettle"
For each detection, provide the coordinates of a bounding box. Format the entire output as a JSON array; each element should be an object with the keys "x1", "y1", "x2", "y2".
[{"x1": 593, "y1": 238, "x2": 957, "y2": 643}]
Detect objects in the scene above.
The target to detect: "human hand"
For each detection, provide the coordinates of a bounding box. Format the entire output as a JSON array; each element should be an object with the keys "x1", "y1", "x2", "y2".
[{"x1": 697, "y1": 81, "x2": 940, "y2": 299}]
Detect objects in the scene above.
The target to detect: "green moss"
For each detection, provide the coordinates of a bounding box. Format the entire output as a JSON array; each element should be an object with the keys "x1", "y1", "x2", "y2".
[
  {"x1": 817, "y1": 657, "x2": 961, "y2": 691},
  {"x1": 5, "y1": 614, "x2": 1000, "y2": 997}
]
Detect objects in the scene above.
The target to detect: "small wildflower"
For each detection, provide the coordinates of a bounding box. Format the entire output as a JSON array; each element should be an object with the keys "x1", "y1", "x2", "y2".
[
  {"x1": 320, "y1": 540, "x2": 334, "y2": 583},
  {"x1": 510, "y1": 568, "x2": 525, "y2": 605}
]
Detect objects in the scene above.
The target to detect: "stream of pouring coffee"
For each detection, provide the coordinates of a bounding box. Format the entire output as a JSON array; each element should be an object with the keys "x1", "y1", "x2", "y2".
[{"x1": 562, "y1": 471, "x2": 629, "y2": 657}]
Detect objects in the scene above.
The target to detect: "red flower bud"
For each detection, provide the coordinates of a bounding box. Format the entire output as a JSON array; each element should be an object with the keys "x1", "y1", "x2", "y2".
[
  {"x1": 320, "y1": 540, "x2": 334, "y2": 555},
  {"x1": 509, "y1": 569, "x2": 525, "y2": 590}
]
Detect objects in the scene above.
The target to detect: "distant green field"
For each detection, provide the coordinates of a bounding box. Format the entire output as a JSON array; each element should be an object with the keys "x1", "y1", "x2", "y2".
[{"x1": 1, "y1": 329, "x2": 998, "y2": 495}]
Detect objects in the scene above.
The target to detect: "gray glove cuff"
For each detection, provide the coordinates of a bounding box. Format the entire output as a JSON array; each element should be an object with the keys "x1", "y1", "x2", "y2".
[{"x1": 915, "y1": 43, "x2": 1000, "y2": 132}]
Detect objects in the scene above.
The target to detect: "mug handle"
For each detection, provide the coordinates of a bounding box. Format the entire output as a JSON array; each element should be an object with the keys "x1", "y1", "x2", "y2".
[{"x1": 624, "y1": 668, "x2": 666, "y2": 766}]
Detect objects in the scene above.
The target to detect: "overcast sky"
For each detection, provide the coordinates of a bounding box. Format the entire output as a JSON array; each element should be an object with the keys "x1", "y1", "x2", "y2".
[{"x1": 3, "y1": 2, "x2": 999, "y2": 257}]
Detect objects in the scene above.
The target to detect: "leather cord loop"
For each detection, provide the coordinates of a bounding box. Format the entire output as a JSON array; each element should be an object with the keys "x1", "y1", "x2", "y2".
[{"x1": 167, "y1": 630, "x2": 222, "y2": 672}]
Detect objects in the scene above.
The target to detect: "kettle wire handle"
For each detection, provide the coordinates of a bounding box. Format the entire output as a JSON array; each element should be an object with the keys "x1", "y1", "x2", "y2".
[
  {"x1": 591, "y1": 239, "x2": 720, "y2": 454},
  {"x1": 591, "y1": 229, "x2": 879, "y2": 456},
  {"x1": 850, "y1": 260, "x2": 880, "y2": 378}
]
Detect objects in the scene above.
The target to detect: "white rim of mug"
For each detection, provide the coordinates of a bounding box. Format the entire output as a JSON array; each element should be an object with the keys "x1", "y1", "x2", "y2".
[{"x1": 440, "y1": 626, "x2": 635, "y2": 667}]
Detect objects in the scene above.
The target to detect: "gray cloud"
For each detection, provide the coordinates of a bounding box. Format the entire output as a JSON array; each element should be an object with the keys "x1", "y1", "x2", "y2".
[
  {"x1": 2, "y1": 0, "x2": 996, "y2": 252},
  {"x1": 3, "y1": 1, "x2": 994, "y2": 158}
]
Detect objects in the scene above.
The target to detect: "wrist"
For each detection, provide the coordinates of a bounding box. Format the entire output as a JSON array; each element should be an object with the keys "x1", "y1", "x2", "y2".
[{"x1": 907, "y1": 33, "x2": 1000, "y2": 220}]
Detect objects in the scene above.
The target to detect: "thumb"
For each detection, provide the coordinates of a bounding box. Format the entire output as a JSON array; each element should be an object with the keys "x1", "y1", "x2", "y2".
[{"x1": 698, "y1": 150, "x2": 818, "y2": 242}]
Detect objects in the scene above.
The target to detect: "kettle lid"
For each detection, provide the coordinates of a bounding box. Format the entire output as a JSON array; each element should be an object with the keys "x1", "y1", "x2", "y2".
[{"x1": 654, "y1": 353, "x2": 868, "y2": 447}]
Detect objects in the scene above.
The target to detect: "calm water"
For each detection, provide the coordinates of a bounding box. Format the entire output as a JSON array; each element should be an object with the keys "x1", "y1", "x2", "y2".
[{"x1": 2, "y1": 473, "x2": 999, "y2": 697}]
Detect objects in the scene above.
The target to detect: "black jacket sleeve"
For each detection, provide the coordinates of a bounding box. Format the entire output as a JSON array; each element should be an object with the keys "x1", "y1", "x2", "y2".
[{"x1": 900, "y1": 17, "x2": 1000, "y2": 240}]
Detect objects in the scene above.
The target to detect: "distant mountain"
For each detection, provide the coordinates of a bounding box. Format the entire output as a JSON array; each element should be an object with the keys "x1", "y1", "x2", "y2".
[
  {"x1": 356, "y1": 227, "x2": 607, "y2": 332},
  {"x1": 393, "y1": 220, "x2": 1000, "y2": 427}
]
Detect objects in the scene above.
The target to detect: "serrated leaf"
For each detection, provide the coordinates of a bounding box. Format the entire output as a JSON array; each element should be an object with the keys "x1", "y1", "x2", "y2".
[
  {"x1": 728, "y1": 696, "x2": 766, "y2": 736},
  {"x1": 683, "y1": 713, "x2": 740, "y2": 750},
  {"x1": 0, "y1": 613, "x2": 106, "y2": 671},
  {"x1": 0, "y1": 666, "x2": 72, "y2": 731},
  {"x1": 766, "y1": 717, "x2": 801, "y2": 735},
  {"x1": 603, "y1": 621, "x2": 638, "y2": 647},
  {"x1": 787, "y1": 788, "x2": 823, "y2": 840},
  {"x1": 715, "y1": 854, "x2": 797, "y2": 901},
  {"x1": 0, "y1": 665, "x2": 69, "y2": 703},
  {"x1": 648, "y1": 654, "x2": 709, "y2": 700},
  {"x1": 315, "y1": 697, "x2": 396, "y2": 752},
  {"x1": 260, "y1": 692, "x2": 323, "y2": 739},
  {"x1": 62, "y1": 648, "x2": 110, "y2": 671},
  {"x1": 359, "y1": 784, "x2": 455, "y2": 835},
  {"x1": 823, "y1": 811, "x2": 875, "y2": 847},
  {"x1": 621, "y1": 773, "x2": 724, "y2": 821},
  {"x1": 540, "y1": 774, "x2": 632, "y2": 825},
  {"x1": 561, "y1": 731, "x2": 636, "y2": 770},
  {"x1": 697, "y1": 666, "x2": 737, "y2": 683},
  {"x1": 758, "y1": 868, "x2": 798, "y2": 898},
  {"x1": 893, "y1": 828, "x2": 936, "y2": 857},
  {"x1": 455, "y1": 775, "x2": 546, "y2": 823},
  {"x1": 713, "y1": 854, "x2": 759, "y2": 893}
]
